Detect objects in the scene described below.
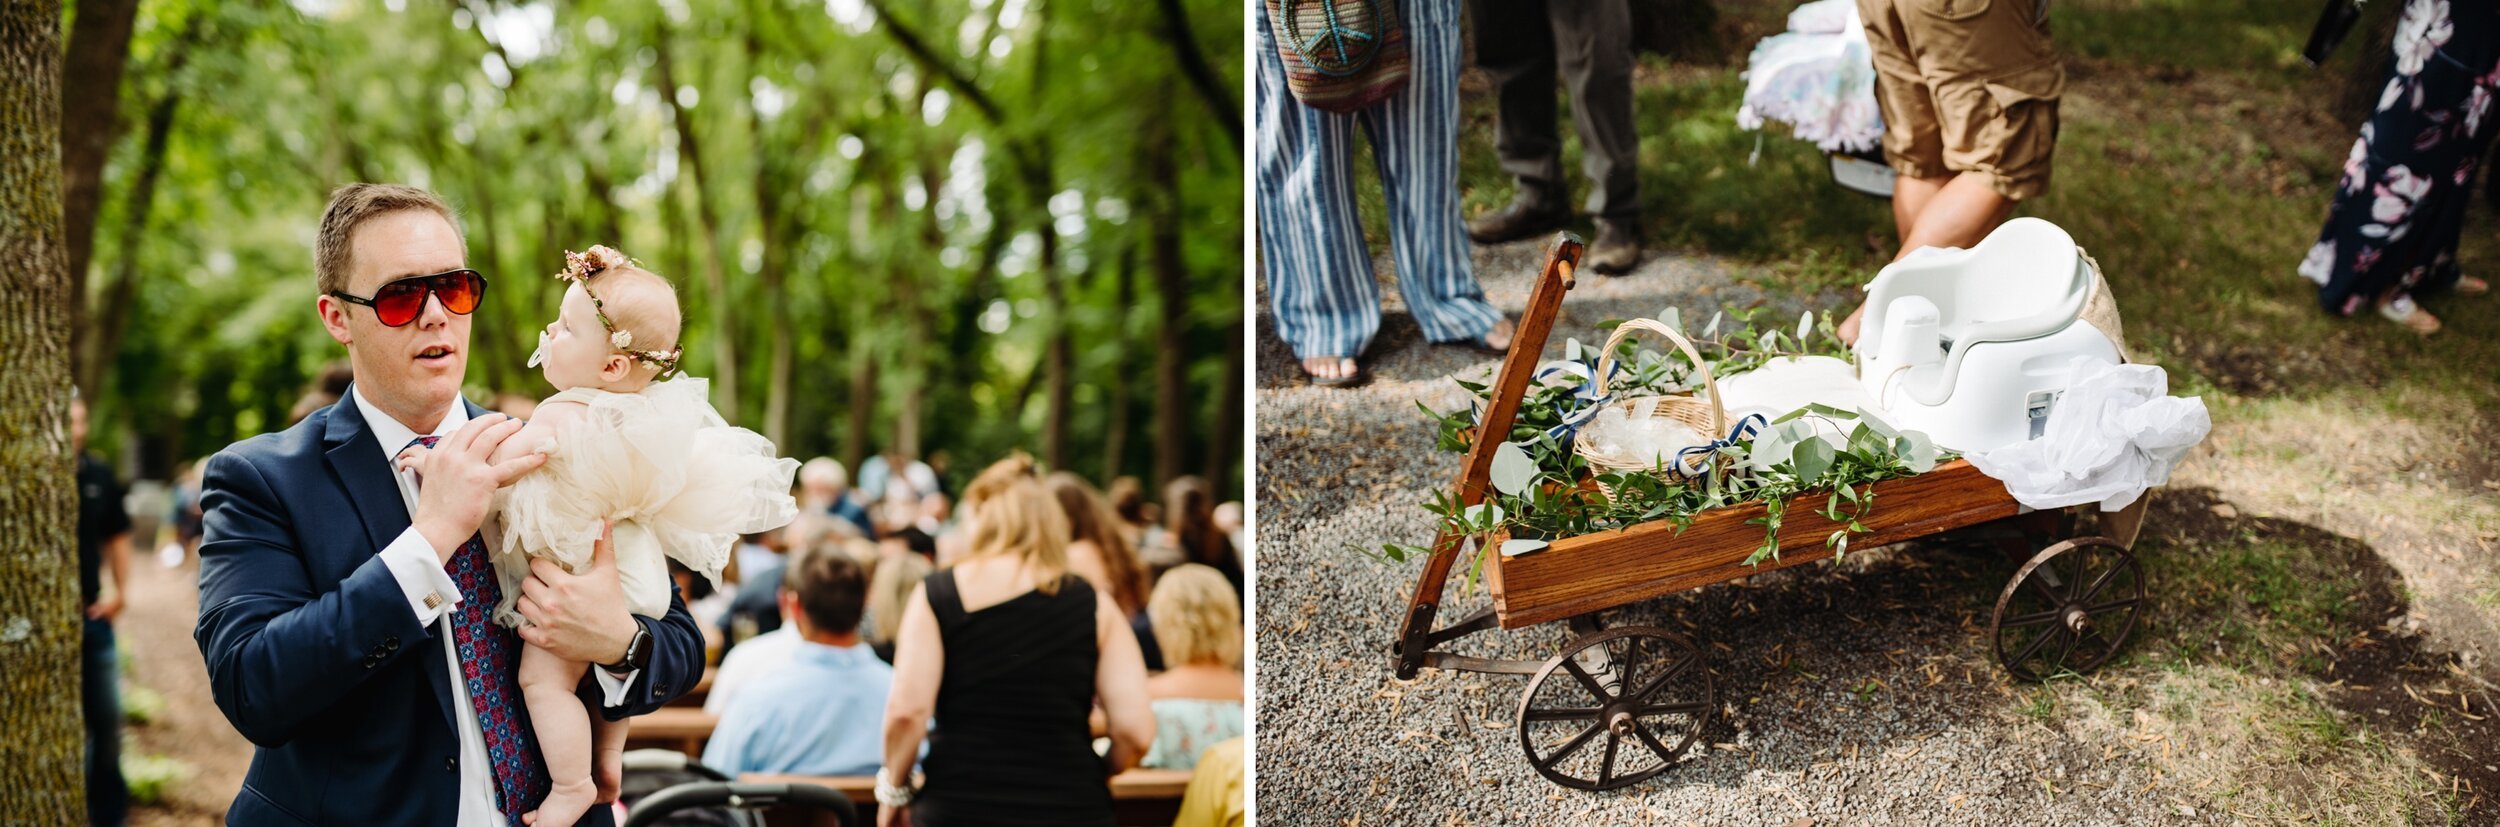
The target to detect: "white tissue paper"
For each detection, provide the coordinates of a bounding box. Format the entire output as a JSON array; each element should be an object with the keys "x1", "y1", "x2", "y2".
[
  {"x1": 1716, "y1": 355, "x2": 1877, "y2": 446},
  {"x1": 1966, "y1": 356, "x2": 2210, "y2": 512},
  {"x1": 1579, "y1": 400, "x2": 1708, "y2": 470}
]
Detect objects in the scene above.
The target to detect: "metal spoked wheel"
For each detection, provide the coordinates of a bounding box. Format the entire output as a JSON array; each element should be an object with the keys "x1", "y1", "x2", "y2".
[
  {"x1": 1515, "y1": 627, "x2": 1713, "y2": 791},
  {"x1": 1991, "y1": 537, "x2": 2146, "y2": 682}
]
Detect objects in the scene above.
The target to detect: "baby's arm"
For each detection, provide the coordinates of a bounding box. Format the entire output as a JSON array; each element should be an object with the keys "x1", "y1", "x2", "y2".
[{"x1": 488, "y1": 400, "x2": 584, "y2": 466}]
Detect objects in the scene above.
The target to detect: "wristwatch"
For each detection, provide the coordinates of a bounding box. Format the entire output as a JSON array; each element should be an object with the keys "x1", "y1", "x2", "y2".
[
  {"x1": 601, "y1": 622, "x2": 653, "y2": 674},
  {"x1": 874, "y1": 768, "x2": 917, "y2": 808}
]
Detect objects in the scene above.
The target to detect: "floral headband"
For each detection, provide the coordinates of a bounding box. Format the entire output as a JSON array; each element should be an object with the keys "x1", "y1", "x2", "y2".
[{"x1": 555, "y1": 245, "x2": 685, "y2": 379}]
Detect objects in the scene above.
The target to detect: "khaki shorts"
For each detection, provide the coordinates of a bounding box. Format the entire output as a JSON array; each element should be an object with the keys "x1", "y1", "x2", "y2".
[{"x1": 1858, "y1": 0, "x2": 2065, "y2": 200}]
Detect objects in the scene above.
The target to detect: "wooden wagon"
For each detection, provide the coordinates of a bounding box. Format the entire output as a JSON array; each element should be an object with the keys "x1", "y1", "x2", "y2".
[{"x1": 1390, "y1": 237, "x2": 2153, "y2": 791}]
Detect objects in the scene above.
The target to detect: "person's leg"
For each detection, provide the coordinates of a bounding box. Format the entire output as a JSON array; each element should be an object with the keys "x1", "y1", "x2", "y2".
[
  {"x1": 1370, "y1": 0, "x2": 1509, "y2": 350},
  {"x1": 1898, "y1": 171, "x2": 2019, "y2": 253},
  {"x1": 1466, "y1": 0, "x2": 1570, "y2": 244},
  {"x1": 1255, "y1": 1, "x2": 1385, "y2": 380},
  {"x1": 1839, "y1": 0, "x2": 1949, "y2": 344},
  {"x1": 1548, "y1": 0, "x2": 1644, "y2": 272},
  {"x1": 1889, "y1": 173, "x2": 1948, "y2": 245},
  {"x1": 590, "y1": 716, "x2": 628, "y2": 805},
  {"x1": 83, "y1": 618, "x2": 128, "y2": 827},
  {"x1": 518, "y1": 644, "x2": 596, "y2": 826}
]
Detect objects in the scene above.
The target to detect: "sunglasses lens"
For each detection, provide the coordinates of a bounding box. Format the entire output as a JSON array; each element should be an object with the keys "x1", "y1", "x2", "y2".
[
  {"x1": 373, "y1": 281, "x2": 428, "y2": 327},
  {"x1": 435, "y1": 272, "x2": 482, "y2": 315}
]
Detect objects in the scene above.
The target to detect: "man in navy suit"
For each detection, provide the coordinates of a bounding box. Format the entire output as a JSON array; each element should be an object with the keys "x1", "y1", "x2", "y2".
[{"x1": 195, "y1": 184, "x2": 705, "y2": 826}]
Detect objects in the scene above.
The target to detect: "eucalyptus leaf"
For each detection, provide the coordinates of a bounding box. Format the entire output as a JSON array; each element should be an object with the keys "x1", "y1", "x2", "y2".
[
  {"x1": 1490, "y1": 441, "x2": 1538, "y2": 496},
  {"x1": 1899, "y1": 430, "x2": 1939, "y2": 474},
  {"x1": 1856, "y1": 406, "x2": 1900, "y2": 437},
  {"x1": 1792, "y1": 437, "x2": 1836, "y2": 482},
  {"x1": 1660, "y1": 306, "x2": 1681, "y2": 334},
  {"x1": 1797, "y1": 310, "x2": 1814, "y2": 345},
  {"x1": 1565, "y1": 337, "x2": 1585, "y2": 363},
  {"x1": 1704, "y1": 311, "x2": 1723, "y2": 337}
]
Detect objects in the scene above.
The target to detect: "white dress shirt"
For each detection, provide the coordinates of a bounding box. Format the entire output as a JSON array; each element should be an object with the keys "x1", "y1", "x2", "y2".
[{"x1": 355, "y1": 387, "x2": 638, "y2": 825}]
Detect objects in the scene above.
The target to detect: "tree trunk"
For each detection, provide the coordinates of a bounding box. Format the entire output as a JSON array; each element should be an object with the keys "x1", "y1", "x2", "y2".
[
  {"x1": 751, "y1": 71, "x2": 790, "y2": 449},
  {"x1": 1147, "y1": 99, "x2": 1189, "y2": 487},
  {"x1": 80, "y1": 31, "x2": 194, "y2": 396},
  {"x1": 2, "y1": 1, "x2": 90, "y2": 818},
  {"x1": 1101, "y1": 245, "x2": 1135, "y2": 484},
  {"x1": 1204, "y1": 314, "x2": 1243, "y2": 493},
  {"x1": 1041, "y1": 221, "x2": 1070, "y2": 472},
  {"x1": 59, "y1": 0, "x2": 141, "y2": 397},
  {"x1": 655, "y1": 27, "x2": 740, "y2": 423},
  {"x1": 1152, "y1": 0, "x2": 1239, "y2": 150}
]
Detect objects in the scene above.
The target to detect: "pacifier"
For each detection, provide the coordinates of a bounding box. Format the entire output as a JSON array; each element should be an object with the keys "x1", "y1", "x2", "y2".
[{"x1": 526, "y1": 330, "x2": 549, "y2": 368}]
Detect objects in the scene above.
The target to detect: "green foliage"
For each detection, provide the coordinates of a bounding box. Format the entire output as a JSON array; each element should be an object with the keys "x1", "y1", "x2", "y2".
[
  {"x1": 78, "y1": 0, "x2": 1243, "y2": 492},
  {"x1": 120, "y1": 752, "x2": 190, "y2": 806}
]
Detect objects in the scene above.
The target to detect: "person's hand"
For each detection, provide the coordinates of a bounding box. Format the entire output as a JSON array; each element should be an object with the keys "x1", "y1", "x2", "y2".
[
  {"x1": 401, "y1": 413, "x2": 546, "y2": 562},
  {"x1": 876, "y1": 804, "x2": 910, "y2": 827},
  {"x1": 516, "y1": 522, "x2": 638, "y2": 666},
  {"x1": 85, "y1": 595, "x2": 122, "y2": 621}
]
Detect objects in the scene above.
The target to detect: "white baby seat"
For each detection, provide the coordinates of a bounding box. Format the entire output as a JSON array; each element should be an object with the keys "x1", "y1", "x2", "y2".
[{"x1": 1854, "y1": 217, "x2": 2120, "y2": 453}]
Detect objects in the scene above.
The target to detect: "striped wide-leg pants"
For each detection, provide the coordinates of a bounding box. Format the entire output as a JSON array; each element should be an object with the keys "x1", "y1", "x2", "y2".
[{"x1": 1255, "y1": 0, "x2": 1500, "y2": 361}]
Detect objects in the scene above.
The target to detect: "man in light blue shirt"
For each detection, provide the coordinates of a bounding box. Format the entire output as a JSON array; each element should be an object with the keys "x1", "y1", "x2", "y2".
[{"x1": 702, "y1": 547, "x2": 891, "y2": 776}]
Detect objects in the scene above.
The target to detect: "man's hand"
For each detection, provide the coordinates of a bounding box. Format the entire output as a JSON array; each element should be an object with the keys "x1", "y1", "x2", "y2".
[
  {"x1": 85, "y1": 595, "x2": 122, "y2": 621},
  {"x1": 516, "y1": 522, "x2": 638, "y2": 666},
  {"x1": 876, "y1": 805, "x2": 910, "y2": 827},
  {"x1": 401, "y1": 413, "x2": 546, "y2": 562}
]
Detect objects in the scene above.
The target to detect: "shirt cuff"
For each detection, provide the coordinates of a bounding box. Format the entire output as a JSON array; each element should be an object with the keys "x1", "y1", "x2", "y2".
[
  {"x1": 592, "y1": 664, "x2": 637, "y2": 708},
  {"x1": 378, "y1": 527, "x2": 461, "y2": 625}
]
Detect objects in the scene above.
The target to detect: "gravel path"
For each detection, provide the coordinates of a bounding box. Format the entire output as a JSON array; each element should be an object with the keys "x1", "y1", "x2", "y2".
[{"x1": 1249, "y1": 241, "x2": 2483, "y2": 826}]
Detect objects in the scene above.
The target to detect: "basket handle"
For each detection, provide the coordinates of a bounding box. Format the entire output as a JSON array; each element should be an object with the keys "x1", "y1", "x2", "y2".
[{"x1": 1591, "y1": 318, "x2": 1727, "y2": 439}]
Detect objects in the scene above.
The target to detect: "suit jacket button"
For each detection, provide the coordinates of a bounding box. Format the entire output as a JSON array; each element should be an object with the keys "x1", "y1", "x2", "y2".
[
  {"x1": 384, "y1": 636, "x2": 400, "y2": 651},
  {"x1": 445, "y1": 757, "x2": 456, "y2": 772}
]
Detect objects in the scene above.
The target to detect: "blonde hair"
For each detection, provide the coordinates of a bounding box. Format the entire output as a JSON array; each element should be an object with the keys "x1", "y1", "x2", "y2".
[
  {"x1": 316, "y1": 184, "x2": 464, "y2": 295},
  {"x1": 866, "y1": 550, "x2": 933, "y2": 645},
  {"x1": 1146, "y1": 564, "x2": 1241, "y2": 669},
  {"x1": 1048, "y1": 471, "x2": 1149, "y2": 616},
  {"x1": 958, "y1": 453, "x2": 1071, "y2": 594},
  {"x1": 579, "y1": 264, "x2": 683, "y2": 379}
]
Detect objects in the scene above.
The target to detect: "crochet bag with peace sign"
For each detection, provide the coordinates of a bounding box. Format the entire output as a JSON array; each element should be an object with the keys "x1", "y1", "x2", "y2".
[{"x1": 1266, "y1": 0, "x2": 1410, "y2": 113}]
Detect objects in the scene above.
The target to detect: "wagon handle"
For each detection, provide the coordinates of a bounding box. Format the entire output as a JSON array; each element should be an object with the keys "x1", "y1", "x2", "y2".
[
  {"x1": 1394, "y1": 233, "x2": 1583, "y2": 679},
  {"x1": 1591, "y1": 317, "x2": 1728, "y2": 440}
]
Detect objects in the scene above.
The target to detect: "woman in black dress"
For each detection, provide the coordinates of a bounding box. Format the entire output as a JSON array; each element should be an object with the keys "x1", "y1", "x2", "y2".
[{"x1": 877, "y1": 455, "x2": 1155, "y2": 827}]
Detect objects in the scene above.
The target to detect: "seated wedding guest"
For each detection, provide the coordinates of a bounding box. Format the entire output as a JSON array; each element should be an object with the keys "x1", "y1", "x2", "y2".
[
  {"x1": 1170, "y1": 738, "x2": 1245, "y2": 827},
  {"x1": 878, "y1": 454, "x2": 1154, "y2": 827},
  {"x1": 669, "y1": 561, "x2": 730, "y2": 655},
  {"x1": 800, "y1": 457, "x2": 876, "y2": 539},
  {"x1": 1162, "y1": 477, "x2": 1242, "y2": 598},
  {"x1": 1051, "y1": 472, "x2": 1164, "y2": 670},
  {"x1": 1107, "y1": 476, "x2": 1155, "y2": 553},
  {"x1": 862, "y1": 545, "x2": 932, "y2": 664},
  {"x1": 1212, "y1": 501, "x2": 1245, "y2": 556},
  {"x1": 703, "y1": 548, "x2": 891, "y2": 776},
  {"x1": 1139, "y1": 565, "x2": 1244, "y2": 771}
]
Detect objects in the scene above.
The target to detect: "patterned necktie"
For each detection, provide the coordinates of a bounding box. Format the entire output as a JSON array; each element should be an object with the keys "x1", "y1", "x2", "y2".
[{"x1": 408, "y1": 436, "x2": 549, "y2": 825}]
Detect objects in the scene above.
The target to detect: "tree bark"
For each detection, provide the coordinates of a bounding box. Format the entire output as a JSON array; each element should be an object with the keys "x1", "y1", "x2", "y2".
[
  {"x1": 1147, "y1": 98, "x2": 1189, "y2": 488},
  {"x1": 655, "y1": 26, "x2": 740, "y2": 423},
  {"x1": 1101, "y1": 245, "x2": 1135, "y2": 484},
  {"x1": 3, "y1": 0, "x2": 89, "y2": 819},
  {"x1": 1153, "y1": 0, "x2": 1240, "y2": 150},
  {"x1": 750, "y1": 27, "x2": 792, "y2": 450},
  {"x1": 59, "y1": 0, "x2": 141, "y2": 397},
  {"x1": 1204, "y1": 314, "x2": 1243, "y2": 493}
]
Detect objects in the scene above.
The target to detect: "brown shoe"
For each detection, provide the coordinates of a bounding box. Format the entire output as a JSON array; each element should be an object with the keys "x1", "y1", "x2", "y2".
[
  {"x1": 1467, "y1": 198, "x2": 1570, "y2": 245},
  {"x1": 1587, "y1": 217, "x2": 1642, "y2": 275}
]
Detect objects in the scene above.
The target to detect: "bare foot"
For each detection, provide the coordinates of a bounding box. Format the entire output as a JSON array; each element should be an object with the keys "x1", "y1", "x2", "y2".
[
  {"x1": 1838, "y1": 304, "x2": 1867, "y2": 346},
  {"x1": 1300, "y1": 357, "x2": 1361, "y2": 385},
  {"x1": 2458, "y1": 275, "x2": 2489, "y2": 295},
  {"x1": 523, "y1": 776, "x2": 598, "y2": 827},
  {"x1": 1484, "y1": 318, "x2": 1516, "y2": 352}
]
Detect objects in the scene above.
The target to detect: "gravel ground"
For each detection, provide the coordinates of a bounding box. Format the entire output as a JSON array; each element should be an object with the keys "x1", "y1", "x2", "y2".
[{"x1": 1251, "y1": 241, "x2": 2493, "y2": 826}]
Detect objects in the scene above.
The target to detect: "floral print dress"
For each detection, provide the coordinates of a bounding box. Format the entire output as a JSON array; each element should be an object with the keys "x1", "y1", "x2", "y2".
[{"x1": 2300, "y1": 0, "x2": 2500, "y2": 315}]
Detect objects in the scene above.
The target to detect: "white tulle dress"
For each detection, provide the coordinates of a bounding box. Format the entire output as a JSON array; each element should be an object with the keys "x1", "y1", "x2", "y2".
[
  {"x1": 489, "y1": 376, "x2": 799, "y2": 627},
  {"x1": 1735, "y1": 0, "x2": 1885, "y2": 153}
]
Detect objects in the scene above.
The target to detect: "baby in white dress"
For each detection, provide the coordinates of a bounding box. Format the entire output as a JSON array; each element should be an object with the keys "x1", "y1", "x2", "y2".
[{"x1": 440, "y1": 245, "x2": 796, "y2": 826}]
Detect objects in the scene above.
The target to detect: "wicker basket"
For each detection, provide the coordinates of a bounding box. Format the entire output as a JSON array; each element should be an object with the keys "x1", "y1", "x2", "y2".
[{"x1": 1575, "y1": 318, "x2": 1731, "y2": 497}]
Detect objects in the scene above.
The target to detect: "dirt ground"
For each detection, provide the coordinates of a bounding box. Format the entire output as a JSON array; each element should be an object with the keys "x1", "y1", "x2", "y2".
[{"x1": 119, "y1": 552, "x2": 250, "y2": 827}]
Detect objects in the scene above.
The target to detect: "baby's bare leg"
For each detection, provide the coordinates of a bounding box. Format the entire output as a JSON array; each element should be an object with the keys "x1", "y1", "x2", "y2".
[
  {"x1": 519, "y1": 643, "x2": 597, "y2": 827},
  {"x1": 591, "y1": 714, "x2": 628, "y2": 803}
]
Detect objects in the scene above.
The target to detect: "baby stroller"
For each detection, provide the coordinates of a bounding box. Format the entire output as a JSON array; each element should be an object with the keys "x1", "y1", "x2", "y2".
[{"x1": 616, "y1": 749, "x2": 859, "y2": 827}]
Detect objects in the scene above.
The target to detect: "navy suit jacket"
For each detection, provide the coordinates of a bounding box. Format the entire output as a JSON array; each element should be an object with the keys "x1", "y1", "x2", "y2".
[{"x1": 194, "y1": 391, "x2": 705, "y2": 826}]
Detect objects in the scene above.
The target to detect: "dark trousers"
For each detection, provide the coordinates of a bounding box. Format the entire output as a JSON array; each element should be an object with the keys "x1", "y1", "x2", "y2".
[
  {"x1": 1469, "y1": 0, "x2": 1640, "y2": 218},
  {"x1": 84, "y1": 618, "x2": 127, "y2": 827}
]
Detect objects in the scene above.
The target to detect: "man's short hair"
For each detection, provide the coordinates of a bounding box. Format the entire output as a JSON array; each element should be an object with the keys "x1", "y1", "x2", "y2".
[
  {"x1": 782, "y1": 545, "x2": 867, "y2": 636},
  {"x1": 315, "y1": 184, "x2": 464, "y2": 295}
]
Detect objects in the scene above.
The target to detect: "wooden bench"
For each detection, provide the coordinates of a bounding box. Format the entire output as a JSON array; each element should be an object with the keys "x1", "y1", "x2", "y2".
[
  {"x1": 740, "y1": 769, "x2": 1194, "y2": 827},
  {"x1": 625, "y1": 707, "x2": 717, "y2": 758}
]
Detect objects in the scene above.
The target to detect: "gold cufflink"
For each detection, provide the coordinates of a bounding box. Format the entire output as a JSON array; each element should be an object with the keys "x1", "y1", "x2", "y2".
[{"x1": 424, "y1": 593, "x2": 444, "y2": 610}]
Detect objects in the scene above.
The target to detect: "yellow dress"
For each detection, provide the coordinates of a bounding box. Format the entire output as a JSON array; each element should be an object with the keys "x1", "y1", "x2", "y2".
[{"x1": 490, "y1": 376, "x2": 799, "y2": 626}]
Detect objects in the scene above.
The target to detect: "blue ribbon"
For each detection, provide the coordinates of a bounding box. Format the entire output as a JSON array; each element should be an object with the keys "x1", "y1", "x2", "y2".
[
  {"x1": 1671, "y1": 413, "x2": 1768, "y2": 479},
  {"x1": 1532, "y1": 359, "x2": 1623, "y2": 444}
]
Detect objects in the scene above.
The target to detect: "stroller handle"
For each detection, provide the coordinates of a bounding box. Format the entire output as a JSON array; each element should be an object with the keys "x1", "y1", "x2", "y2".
[{"x1": 621, "y1": 781, "x2": 861, "y2": 827}]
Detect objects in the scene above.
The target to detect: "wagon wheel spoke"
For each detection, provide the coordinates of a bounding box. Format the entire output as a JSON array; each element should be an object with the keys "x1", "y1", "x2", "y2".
[
  {"x1": 1998, "y1": 608, "x2": 2061, "y2": 628},
  {"x1": 1522, "y1": 706, "x2": 1602, "y2": 723},
  {"x1": 2078, "y1": 557, "x2": 2131, "y2": 603},
  {"x1": 2024, "y1": 570, "x2": 2066, "y2": 606},
  {"x1": 1638, "y1": 701, "x2": 1709, "y2": 717},
  {"x1": 1623, "y1": 649, "x2": 1699, "y2": 704},
  {"x1": 1632, "y1": 720, "x2": 1680, "y2": 765},
  {"x1": 2048, "y1": 622, "x2": 2083, "y2": 672},
  {"x1": 1534, "y1": 720, "x2": 1606, "y2": 770},
  {"x1": 2083, "y1": 596, "x2": 2140, "y2": 617},
  {"x1": 1597, "y1": 731, "x2": 1621, "y2": 787},
  {"x1": 2008, "y1": 624, "x2": 2066, "y2": 670},
  {"x1": 1563, "y1": 656, "x2": 1614, "y2": 703}
]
